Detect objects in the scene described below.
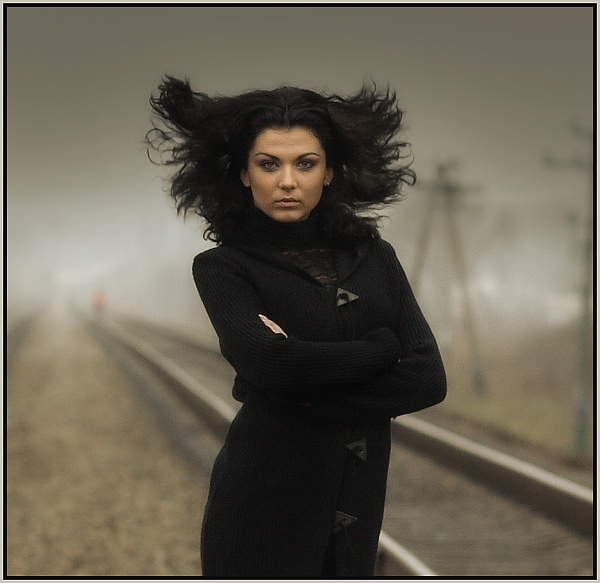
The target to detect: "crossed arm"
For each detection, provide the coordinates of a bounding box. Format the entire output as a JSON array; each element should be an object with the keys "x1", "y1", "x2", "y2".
[
  {"x1": 193, "y1": 245, "x2": 446, "y2": 419},
  {"x1": 193, "y1": 250, "x2": 401, "y2": 403}
]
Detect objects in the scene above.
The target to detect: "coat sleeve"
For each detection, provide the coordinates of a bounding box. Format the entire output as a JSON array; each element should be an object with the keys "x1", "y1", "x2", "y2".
[
  {"x1": 310, "y1": 241, "x2": 447, "y2": 421},
  {"x1": 192, "y1": 249, "x2": 400, "y2": 400}
]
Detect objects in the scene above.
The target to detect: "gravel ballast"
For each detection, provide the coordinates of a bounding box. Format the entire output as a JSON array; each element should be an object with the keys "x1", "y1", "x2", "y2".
[{"x1": 7, "y1": 304, "x2": 208, "y2": 577}]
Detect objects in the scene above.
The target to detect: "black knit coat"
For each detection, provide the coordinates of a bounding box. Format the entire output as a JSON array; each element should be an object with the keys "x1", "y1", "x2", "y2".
[{"x1": 192, "y1": 207, "x2": 447, "y2": 578}]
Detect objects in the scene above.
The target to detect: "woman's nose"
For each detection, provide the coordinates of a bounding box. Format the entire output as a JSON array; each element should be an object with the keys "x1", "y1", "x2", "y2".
[{"x1": 279, "y1": 167, "x2": 297, "y2": 190}]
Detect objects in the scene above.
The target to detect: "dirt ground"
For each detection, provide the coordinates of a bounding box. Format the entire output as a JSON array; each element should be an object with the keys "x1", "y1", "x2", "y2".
[{"x1": 7, "y1": 305, "x2": 209, "y2": 577}]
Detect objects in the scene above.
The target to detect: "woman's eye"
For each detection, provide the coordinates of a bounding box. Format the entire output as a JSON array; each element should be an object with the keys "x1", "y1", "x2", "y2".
[
  {"x1": 260, "y1": 161, "x2": 278, "y2": 170},
  {"x1": 298, "y1": 159, "x2": 316, "y2": 170}
]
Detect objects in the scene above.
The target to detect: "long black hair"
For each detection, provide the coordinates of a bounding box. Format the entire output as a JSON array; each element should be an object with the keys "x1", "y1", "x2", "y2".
[{"x1": 146, "y1": 76, "x2": 416, "y2": 243}]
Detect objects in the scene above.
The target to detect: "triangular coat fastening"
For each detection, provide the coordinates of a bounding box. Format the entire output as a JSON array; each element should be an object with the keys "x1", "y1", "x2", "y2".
[
  {"x1": 336, "y1": 288, "x2": 360, "y2": 306},
  {"x1": 332, "y1": 511, "x2": 358, "y2": 533},
  {"x1": 346, "y1": 438, "x2": 367, "y2": 461}
]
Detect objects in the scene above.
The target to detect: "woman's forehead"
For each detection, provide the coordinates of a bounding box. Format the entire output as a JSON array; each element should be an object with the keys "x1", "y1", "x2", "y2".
[{"x1": 250, "y1": 126, "x2": 324, "y2": 155}]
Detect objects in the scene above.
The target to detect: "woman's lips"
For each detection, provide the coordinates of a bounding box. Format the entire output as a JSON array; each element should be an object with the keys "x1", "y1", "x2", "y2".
[{"x1": 275, "y1": 198, "x2": 301, "y2": 207}]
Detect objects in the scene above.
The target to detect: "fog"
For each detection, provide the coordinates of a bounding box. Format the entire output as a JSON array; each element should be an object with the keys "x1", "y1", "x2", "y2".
[{"x1": 7, "y1": 5, "x2": 593, "y2": 457}]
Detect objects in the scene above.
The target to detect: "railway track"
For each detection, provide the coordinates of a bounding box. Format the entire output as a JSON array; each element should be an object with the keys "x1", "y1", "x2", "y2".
[
  {"x1": 84, "y1": 311, "x2": 595, "y2": 577},
  {"x1": 6, "y1": 311, "x2": 42, "y2": 362}
]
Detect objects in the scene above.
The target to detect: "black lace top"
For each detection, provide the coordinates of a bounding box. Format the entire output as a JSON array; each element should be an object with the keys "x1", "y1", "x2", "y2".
[{"x1": 282, "y1": 248, "x2": 337, "y2": 288}]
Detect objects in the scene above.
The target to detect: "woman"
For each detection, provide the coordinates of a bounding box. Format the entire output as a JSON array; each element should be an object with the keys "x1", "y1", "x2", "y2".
[{"x1": 146, "y1": 77, "x2": 447, "y2": 577}]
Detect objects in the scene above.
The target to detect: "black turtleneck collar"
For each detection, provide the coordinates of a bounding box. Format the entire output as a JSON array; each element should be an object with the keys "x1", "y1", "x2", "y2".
[
  {"x1": 233, "y1": 205, "x2": 327, "y2": 250},
  {"x1": 226, "y1": 205, "x2": 374, "y2": 285}
]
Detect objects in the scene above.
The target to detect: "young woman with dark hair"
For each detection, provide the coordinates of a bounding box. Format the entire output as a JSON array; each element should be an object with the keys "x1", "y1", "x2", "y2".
[{"x1": 146, "y1": 77, "x2": 446, "y2": 578}]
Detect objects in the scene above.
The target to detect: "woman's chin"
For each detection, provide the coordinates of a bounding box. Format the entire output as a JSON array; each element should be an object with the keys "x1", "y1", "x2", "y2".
[{"x1": 267, "y1": 208, "x2": 311, "y2": 223}]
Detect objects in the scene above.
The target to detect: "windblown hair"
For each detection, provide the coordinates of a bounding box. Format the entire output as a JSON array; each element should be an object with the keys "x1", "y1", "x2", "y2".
[{"x1": 146, "y1": 76, "x2": 416, "y2": 244}]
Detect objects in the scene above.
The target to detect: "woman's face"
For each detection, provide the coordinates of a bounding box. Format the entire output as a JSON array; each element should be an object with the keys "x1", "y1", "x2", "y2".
[{"x1": 241, "y1": 126, "x2": 334, "y2": 223}]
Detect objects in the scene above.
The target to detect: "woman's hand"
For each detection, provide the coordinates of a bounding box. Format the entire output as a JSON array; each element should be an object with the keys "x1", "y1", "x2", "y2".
[
  {"x1": 260, "y1": 315, "x2": 308, "y2": 405},
  {"x1": 259, "y1": 314, "x2": 288, "y2": 338}
]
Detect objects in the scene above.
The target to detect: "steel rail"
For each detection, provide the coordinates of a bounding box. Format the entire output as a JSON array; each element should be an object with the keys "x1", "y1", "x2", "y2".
[
  {"x1": 108, "y1": 313, "x2": 594, "y2": 539},
  {"x1": 392, "y1": 416, "x2": 594, "y2": 538},
  {"x1": 90, "y1": 315, "x2": 437, "y2": 577},
  {"x1": 126, "y1": 316, "x2": 594, "y2": 535},
  {"x1": 108, "y1": 314, "x2": 594, "y2": 539}
]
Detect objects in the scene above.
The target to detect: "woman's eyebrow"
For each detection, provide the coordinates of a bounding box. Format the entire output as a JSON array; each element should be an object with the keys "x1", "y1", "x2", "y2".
[{"x1": 252, "y1": 152, "x2": 322, "y2": 159}]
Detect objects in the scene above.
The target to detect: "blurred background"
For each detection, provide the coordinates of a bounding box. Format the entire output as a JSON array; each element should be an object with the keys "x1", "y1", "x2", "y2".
[{"x1": 7, "y1": 5, "x2": 593, "y2": 463}]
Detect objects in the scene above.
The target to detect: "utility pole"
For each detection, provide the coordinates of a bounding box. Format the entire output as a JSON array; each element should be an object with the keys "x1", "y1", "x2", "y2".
[
  {"x1": 543, "y1": 122, "x2": 593, "y2": 461},
  {"x1": 412, "y1": 162, "x2": 486, "y2": 395}
]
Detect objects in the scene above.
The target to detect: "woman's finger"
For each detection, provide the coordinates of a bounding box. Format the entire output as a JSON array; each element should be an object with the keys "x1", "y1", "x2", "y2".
[{"x1": 258, "y1": 314, "x2": 288, "y2": 337}]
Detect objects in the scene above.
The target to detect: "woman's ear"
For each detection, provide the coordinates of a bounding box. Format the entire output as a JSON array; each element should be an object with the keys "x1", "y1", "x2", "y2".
[
  {"x1": 324, "y1": 167, "x2": 334, "y2": 186},
  {"x1": 240, "y1": 169, "x2": 250, "y2": 188}
]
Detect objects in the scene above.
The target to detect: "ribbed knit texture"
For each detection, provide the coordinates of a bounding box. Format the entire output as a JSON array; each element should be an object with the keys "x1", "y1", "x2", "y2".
[
  {"x1": 192, "y1": 206, "x2": 447, "y2": 577},
  {"x1": 193, "y1": 206, "x2": 446, "y2": 419}
]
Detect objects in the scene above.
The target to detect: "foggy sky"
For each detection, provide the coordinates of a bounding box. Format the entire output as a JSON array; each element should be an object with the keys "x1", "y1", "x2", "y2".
[{"x1": 6, "y1": 4, "x2": 594, "y2": 318}]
